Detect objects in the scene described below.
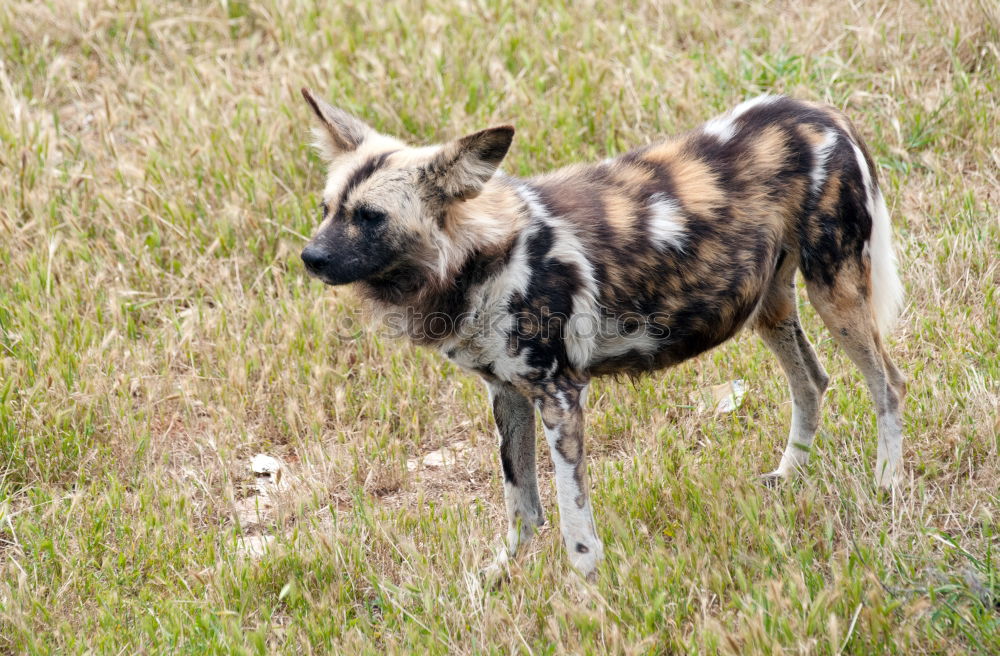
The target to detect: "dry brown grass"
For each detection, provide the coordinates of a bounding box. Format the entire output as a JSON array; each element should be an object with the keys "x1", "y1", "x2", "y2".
[{"x1": 1, "y1": 0, "x2": 997, "y2": 653}]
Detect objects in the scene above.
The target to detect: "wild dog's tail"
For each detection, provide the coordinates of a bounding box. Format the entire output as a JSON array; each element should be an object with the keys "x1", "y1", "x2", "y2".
[
  {"x1": 868, "y1": 186, "x2": 904, "y2": 336},
  {"x1": 843, "y1": 119, "x2": 904, "y2": 337}
]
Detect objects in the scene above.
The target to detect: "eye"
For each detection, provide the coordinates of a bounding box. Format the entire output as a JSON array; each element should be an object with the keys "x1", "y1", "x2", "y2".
[
  {"x1": 354, "y1": 206, "x2": 387, "y2": 223},
  {"x1": 320, "y1": 201, "x2": 329, "y2": 218}
]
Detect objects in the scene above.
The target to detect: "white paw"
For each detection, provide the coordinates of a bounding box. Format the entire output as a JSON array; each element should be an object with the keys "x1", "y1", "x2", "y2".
[
  {"x1": 874, "y1": 460, "x2": 903, "y2": 489},
  {"x1": 480, "y1": 544, "x2": 511, "y2": 586},
  {"x1": 760, "y1": 469, "x2": 787, "y2": 488},
  {"x1": 568, "y1": 539, "x2": 604, "y2": 581}
]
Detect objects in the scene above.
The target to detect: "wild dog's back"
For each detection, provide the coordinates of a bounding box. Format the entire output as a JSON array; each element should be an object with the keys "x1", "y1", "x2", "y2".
[{"x1": 516, "y1": 95, "x2": 895, "y2": 376}]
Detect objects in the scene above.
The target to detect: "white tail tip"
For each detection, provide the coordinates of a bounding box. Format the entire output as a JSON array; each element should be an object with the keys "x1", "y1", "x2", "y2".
[{"x1": 869, "y1": 189, "x2": 904, "y2": 336}]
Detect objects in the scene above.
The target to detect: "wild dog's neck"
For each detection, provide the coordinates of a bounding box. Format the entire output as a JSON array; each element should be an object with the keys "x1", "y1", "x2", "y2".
[
  {"x1": 358, "y1": 176, "x2": 526, "y2": 341},
  {"x1": 439, "y1": 175, "x2": 527, "y2": 271}
]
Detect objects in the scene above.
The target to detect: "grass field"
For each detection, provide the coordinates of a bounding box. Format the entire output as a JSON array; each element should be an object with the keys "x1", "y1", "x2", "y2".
[{"x1": 1, "y1": 0, "x2": 998, "y2": 652}]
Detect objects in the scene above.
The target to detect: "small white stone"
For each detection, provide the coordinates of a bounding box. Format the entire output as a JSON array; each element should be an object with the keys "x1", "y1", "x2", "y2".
[
  {"x1": 237, "y1": 534, "x2": 275, "y2": 559},
  {"x1": 714, "y1": 380, "x2": 746, "y2": 413},
  {"x1": 234, "y1": 495, "x2": 273, "y2": 528},
  {"x1": 250, "y1": 453, "x2": 282, "y2": 475},
  {"x1": 406, "y1": 441, "x2": 471, "y2": 471}
]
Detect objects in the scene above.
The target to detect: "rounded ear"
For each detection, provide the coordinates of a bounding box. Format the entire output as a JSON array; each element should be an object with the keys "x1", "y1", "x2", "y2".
[
  {"x1": 301, "y1": 87, "x2": 373, "y2": 159},
  {"x1": 422, "y1": 125, "x2": 514, "y2": 200}
]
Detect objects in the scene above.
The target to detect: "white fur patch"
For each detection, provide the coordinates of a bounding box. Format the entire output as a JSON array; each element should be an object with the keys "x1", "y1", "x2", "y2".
[
  {"x1": 701, "y1": 117, "x2": 737, "y2": 143},
  {"x1": 440, "y1": 226, "x2": 536, "y2": 379},
  {"x1": 809, "y1": 130, "x2": 839, "y2": 196},
  {"x1": 538, "y1": 406, "x2": 604, "y2": 576},
  {"x1": 593, "y1": 320, "x2": 661, "y2": 361},
  {"x1": 702, "y1": 94, "x2": 782, "y2": 143},
  {"x1": 775, "y1": 401, "x2": 814, "y2": 476},
  {"x1": 850, "y1": 143, "x2": 903, "y2": 335},
  {"x1": 516, "y1": 185, "x2": 601, "y2": 370},
  {"x1": 849, "y1": 141, "x2": 873, "y2": 194},
  {"x1": 867, "y1": 189, "x2": 904, "y2": 336},
  {"x1": 646, "y1": 193, "x2": 686, "y2": 251}
]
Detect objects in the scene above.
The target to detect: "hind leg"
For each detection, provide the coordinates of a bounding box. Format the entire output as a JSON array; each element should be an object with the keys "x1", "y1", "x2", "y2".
[
  {"x1": 805, "y1": 270, "x2": 906, "y2": 488},
  {"x1": 756, "y1": 264, "x2": 830, "y2": 482}
]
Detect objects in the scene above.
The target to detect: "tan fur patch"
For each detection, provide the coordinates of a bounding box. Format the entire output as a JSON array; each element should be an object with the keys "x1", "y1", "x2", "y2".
[
  {"x1": 609, "y1": 162, "x2": 654, "y2": 192},
  {"x1": 534, "y1": 163, "x2": 594, "y2": 187},
  {"x1": 558, "y1": 428, "x2": 582, "y2": 462},
  {"x1": 777, "y1": 176, "x2": 808, "y2": 223},
  {"x1": 443, "y1": 184, "x2": 527, "y2": 243},
  {"x1": 387, "y1": 145, "x2": 441, "y2": 169},
  {"x1": 817, "y1": 171, "x2": 842, "y2": 217},
  {"x1": 755, "y1": 272, "x2": 796, "y2": 329},
  {"x1": 602, "y1": 190, "x2": 637, "y2": 238},
  {"x1": 809, "y1": 260, "x2": 868, "y2": 312},
  {"x1": 796, "y1": 123, "x2": 826, "y2": 147},
  {"x1": 820, "y1": 107, "x2": 854, "y2": 138},
  {"x1": 644, "y1": 138, "x2": 685, "y2": 163},
  {"x1": 661, "y1": 154, "x2": 724, "y2": 217},
  {"x1": 744, "y1": 124, "x2": 789, "y2": 179},
  {"x1": 445, "y1": 186, "x2": 525, "y2": 233}
]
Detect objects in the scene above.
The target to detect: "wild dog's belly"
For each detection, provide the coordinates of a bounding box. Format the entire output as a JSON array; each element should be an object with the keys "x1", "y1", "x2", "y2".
[
  {"x1": 585, "y1": 251, "x2": 775, "y2": 377},
  {"x1": 442, "y1": 263, "x2": 771, "y2": 382},
  {"x1": 585, "y1": 309, "x2": 748, "y2": 377},
  {"x1": 440, "y1": 218, "x2": 779, "y2": 382}
]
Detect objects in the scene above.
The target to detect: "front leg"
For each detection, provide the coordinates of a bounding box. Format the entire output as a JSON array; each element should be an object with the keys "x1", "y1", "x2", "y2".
[
  {"x1": 535, "y1": 380, "x2": 603, "y2": 579},
  {"x1": 487, "y1": 382, "x2": 545, "y2": 560}
]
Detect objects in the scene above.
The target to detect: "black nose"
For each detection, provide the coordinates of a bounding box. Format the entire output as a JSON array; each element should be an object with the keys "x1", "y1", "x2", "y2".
[{"x1": 301, "y1": 245, "x2": 330, "y2": 272}]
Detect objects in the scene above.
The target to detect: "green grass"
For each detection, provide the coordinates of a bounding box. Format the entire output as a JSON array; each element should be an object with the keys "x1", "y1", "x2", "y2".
[{"x1": 1, "y1": 0, "x2": 998, "y2": 653}]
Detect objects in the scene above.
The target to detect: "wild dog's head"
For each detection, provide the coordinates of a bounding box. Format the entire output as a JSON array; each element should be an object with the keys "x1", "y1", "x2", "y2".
[{"x1": 299, "y1": 88, "x2": 515, "y2": 288}]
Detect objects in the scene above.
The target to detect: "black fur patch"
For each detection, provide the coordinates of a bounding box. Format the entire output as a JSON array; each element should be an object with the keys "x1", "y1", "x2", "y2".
[{"x1": 338, "y1": 151, "x2": 394, "y2": 213}]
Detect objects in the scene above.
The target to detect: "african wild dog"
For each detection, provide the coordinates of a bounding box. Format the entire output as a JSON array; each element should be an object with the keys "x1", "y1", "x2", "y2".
[{"x1": 299, "y1": 89, "x2": 906, "y2": 579}]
